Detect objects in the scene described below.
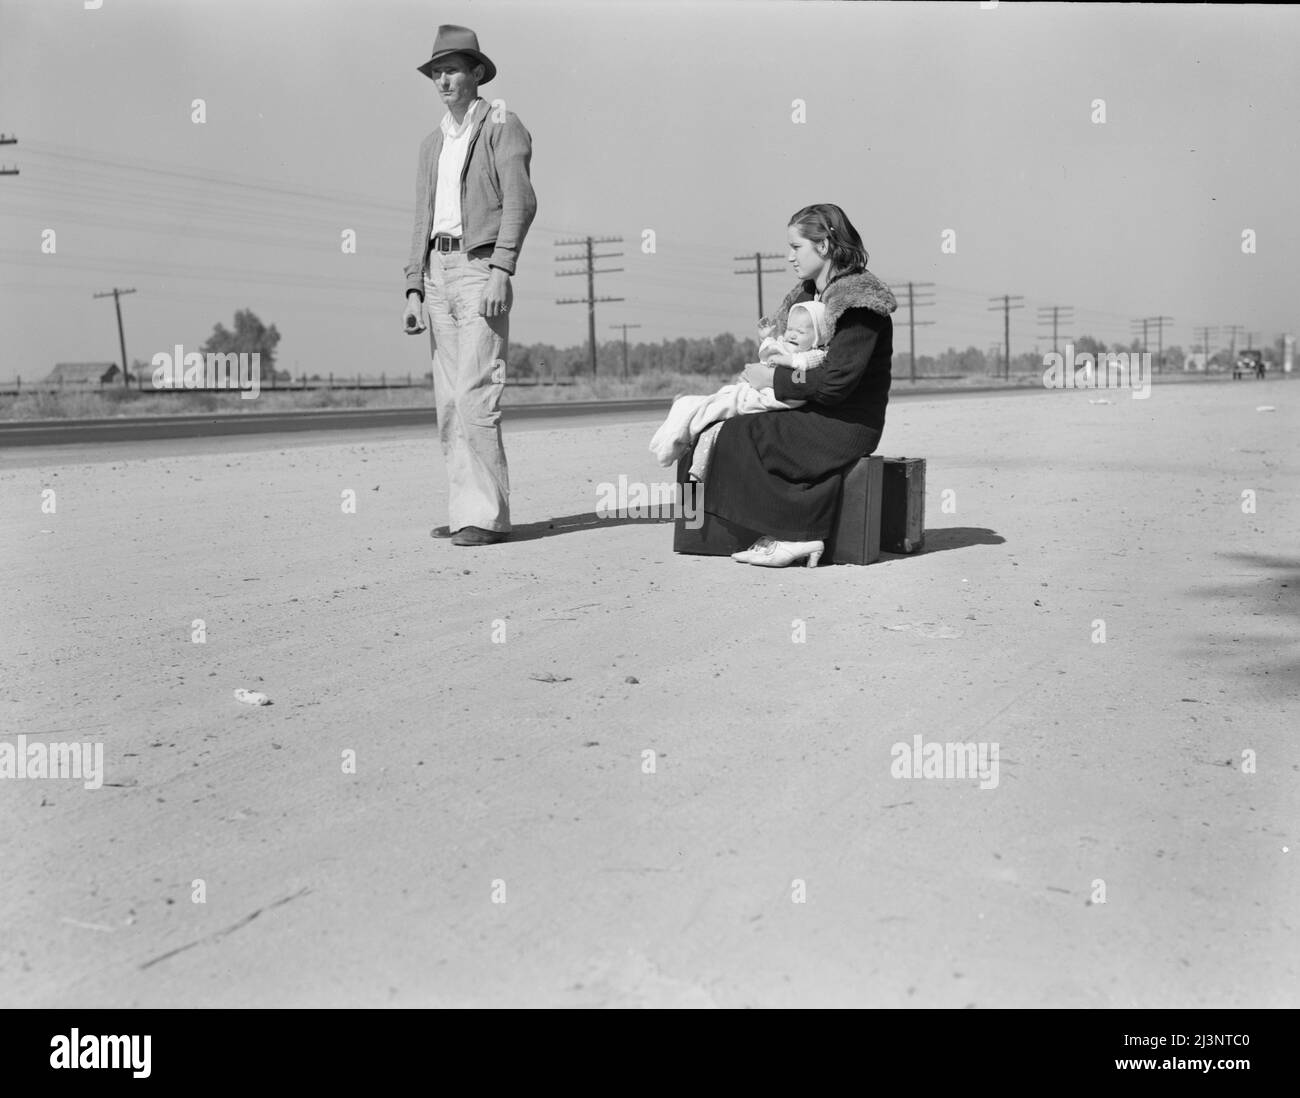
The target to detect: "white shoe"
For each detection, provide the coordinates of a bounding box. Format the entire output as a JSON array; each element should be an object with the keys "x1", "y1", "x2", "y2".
[
  {"x1": 732, "y1": 536, "x2": 775, "y2": 561},
  {"x1": 735, "y1": 538, "x2": 824, "y2": 568}
]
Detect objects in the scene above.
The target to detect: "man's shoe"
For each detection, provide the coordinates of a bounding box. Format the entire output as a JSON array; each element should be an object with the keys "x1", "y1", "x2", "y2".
[
  {"x1": 430, "y1": 526, "x2": 453, "y2": 539},
  {"x1": 452, "y1": 526, "x2": 508, "y2": 546}
]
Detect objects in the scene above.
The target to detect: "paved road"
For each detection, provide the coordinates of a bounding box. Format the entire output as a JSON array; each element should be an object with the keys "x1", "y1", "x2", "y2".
[
  {"x1": 0, "y1": 382, "x2": 1109, "y2": 452},
  {"x1": 0, "y1": 386, "x2": 1060, "y2": 469}
]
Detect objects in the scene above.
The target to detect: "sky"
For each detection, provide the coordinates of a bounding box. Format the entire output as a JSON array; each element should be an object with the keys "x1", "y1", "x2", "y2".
[{"x1": 1, "y1": 0, "x2": 1298, "y2": 379}]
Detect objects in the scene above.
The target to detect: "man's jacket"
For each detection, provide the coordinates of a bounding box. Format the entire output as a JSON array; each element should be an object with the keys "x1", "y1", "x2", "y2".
[{"x1": 405, "y1": 105, "x2": 538, "y2": 299}]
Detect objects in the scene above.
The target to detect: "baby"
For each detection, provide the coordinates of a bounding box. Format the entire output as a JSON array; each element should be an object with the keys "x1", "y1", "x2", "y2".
[{"x1": 649, "y1": 300, "x2": 828, "y2": 480}]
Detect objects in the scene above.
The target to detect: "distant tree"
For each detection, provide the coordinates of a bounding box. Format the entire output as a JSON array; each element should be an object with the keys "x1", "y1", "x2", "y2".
[
  {"x1": 507, "y1": 344, "x2": 534, "y2": 378},
  {"x1": 671, "y1": 338, "x2": 689, "y2": 372},
  {"x1": 953, "y1": 345, "x2": 991, "y2": 374},
  {"x1": 522, "y1": 343, "x2": 561, "y2": 379},
  {"x1": 711, "y1": 332, "x2": 737, "y2": 373},
  {"x1": 201, "y1": 309, "x2": 282, "y2": 375},
  {"x1": 682, "y1": 340, "x2": 710, "y2": 374},
  {"x1": 1011, "y1": 351, "x2": 1041, "y2": 375}
]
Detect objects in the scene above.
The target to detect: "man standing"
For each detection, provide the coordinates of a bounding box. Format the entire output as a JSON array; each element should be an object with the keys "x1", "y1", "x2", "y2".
[{"x1": 403, "y1": 25, "x2": 537, "y2": 546}]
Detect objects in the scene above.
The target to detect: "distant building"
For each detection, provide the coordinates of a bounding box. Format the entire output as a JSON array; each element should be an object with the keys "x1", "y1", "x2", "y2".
[{"x1": 46, "y1": 362, "x2": 121, "y2": 385}]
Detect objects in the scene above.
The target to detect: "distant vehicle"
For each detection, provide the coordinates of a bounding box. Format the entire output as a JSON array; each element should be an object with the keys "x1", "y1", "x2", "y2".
[{"x1": 1233, "y1": 349, "x2": 1265, "y2": 380}]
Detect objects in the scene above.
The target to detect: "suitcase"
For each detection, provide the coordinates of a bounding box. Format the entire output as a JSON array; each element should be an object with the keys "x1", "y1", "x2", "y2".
[
  {"x1": 880, "y1": 456, "x2": 926, "y2": 554},
  {"x1": 825, "y1": 454, "x2": 884, "y2": 565},
  {"x1": 671, "y1": 453, "x2": 761, "y2": 556},
  {"x1": 673, "y1": 451, "x2": 888, "y2": 565}
]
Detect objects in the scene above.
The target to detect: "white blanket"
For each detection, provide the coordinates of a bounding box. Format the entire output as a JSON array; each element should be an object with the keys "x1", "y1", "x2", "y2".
[{"x1": 649, "y1": 380, "x2": 795, "y2": 468}]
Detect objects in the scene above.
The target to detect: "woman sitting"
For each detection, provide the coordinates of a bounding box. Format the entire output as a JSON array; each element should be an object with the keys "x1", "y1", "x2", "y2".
[{"x1": 704, "y1": 203, "x2": 897, "y2": 568}]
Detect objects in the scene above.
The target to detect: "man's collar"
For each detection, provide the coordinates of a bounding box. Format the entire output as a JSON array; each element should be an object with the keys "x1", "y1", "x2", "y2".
[{"x1": 441, "y1": 97, "x2": 484, "y2": 137}]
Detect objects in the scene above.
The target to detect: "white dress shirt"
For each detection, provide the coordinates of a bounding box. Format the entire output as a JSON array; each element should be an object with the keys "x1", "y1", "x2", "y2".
[{"x1": 430, "y1": 98, "x2": 483, "y2": 239}]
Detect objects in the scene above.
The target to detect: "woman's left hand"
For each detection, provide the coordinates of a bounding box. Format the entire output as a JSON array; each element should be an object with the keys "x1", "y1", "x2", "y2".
[{"x1": 742, "y1": 362, "x2": 776, "y2": 389}]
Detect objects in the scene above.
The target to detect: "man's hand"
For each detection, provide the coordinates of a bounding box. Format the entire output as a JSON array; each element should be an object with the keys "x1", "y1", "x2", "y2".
[
  {"x1": 480, "y1": 268, "x2": 511, "y2": 318},
  {"x1": 403, "y1": 294, "x2": 426, "y2": 335},
  {"x1": 742, "y1": 362, "x2": 776, "y2": 389}
]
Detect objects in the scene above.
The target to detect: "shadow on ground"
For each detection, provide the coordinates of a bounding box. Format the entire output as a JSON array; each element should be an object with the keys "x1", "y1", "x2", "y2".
[
  {"x1": 1185, "y1": 551, "x2": 1300, "y2": 694},
  {"x1": 913, "y1": 526, "x2": 1005, "y2": 555},
  {"x1": 504, "y1": 512, "x2": 675, "y2": 543},
  {"x1": 495, "y1": 518, "x2": 1005, "y2": 560}
]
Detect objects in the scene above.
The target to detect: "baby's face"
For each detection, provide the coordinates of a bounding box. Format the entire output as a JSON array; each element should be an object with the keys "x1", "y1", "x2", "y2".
[{"x1": 783, "y1": 312, "x2": 817, "y2": 351}]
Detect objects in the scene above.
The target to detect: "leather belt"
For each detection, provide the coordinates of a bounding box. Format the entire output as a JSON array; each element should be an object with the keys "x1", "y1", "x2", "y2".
[{"x1": 430, "y1": 235, "x2": 462, "y2": 253}]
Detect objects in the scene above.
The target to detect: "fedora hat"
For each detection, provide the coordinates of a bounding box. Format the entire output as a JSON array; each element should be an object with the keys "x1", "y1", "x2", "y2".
[{"x1": 417, "y1": 25, "x2": 496, "y2": 85}]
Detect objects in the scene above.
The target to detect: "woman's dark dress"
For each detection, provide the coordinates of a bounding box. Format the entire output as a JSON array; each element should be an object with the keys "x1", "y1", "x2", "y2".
[{"x1": 704, "y1": 283, "x2": 894, "y2": 541}]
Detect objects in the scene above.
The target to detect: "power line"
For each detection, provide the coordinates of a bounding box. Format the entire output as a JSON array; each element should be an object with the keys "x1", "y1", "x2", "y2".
[
  {"x1": 92, "y1": 287, "x2": 136, "y2": 387},
  {"x1": 733, "y1": 253, "x2": 786, "y2": 318},
  {"x1": 555, "y1": 236, "x2": 624, "y2": 377},
  {"x1": 8, "y1": 140, "x2": 1287, "y2": 365},
  {"x1": 0, "y1": 133, "x2": 17, "y2": 176}
]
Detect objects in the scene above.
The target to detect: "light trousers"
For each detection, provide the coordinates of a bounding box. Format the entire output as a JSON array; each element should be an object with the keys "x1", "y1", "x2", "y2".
[{"x1": 423, "y1": 248, "x2": 512, "y2": 533}]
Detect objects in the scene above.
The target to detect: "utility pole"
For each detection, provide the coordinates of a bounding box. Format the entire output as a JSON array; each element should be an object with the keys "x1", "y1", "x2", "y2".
[
  {"x1": 1036, "y1": 305, "x2": 1075, "y2": 360},
  {"x1": 1222, "y1": 324, "x2": 1245, "y2": 363},
  {"x1": 93, "y1": 287, "x2": 137, "y2": 387},
  {"x1": 889, "y1": 281, "x2": 935, "y2": 383},
  {"x1": 556, "y1": 237, "x2": 624, "y2": 377},
  {"x1": 609, "y1": 322, "x2": 642, "y2": 378},
  {"x1": 1244, "y1": 331, "x2": 1257, "y2": 351},
  {"x1": 1145, "y1": 316, "x2": 1173, "y2": 373},
  {"x1": 1131, "y1": 315, "x2": 1174, "y2": 371},
  {"x1": 987, "y1": 295, "x2": 1024, "y2": 379},
  {"x1": 732, "y1": 253, "x2": 787, "y2": 319},
  {"x1": 1130, "y1": 316, "x2": 1151, "y2": 357},
  {"x1": 0, "y1": 133, "x2": 16, "y2": 176},
  {"x1": 1193, "y1": 325, "x2": 1219, "y2": 370}
]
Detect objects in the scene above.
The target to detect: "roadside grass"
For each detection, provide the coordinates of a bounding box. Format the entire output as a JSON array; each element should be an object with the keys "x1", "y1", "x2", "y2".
[{"x1": 0, "y1": 367, "x2": 1235, "y2": 420}]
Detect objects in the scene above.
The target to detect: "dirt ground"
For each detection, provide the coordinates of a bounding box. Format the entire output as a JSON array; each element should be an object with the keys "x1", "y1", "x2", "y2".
[{"x1": 2, "y1": 380, "x2": 1297, "y2": 1008}]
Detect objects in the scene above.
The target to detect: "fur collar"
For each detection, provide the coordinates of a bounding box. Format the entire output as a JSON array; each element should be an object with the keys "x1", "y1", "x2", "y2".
[{"x1": 774, "y1": 270, "x2": 897, "y2": 342}]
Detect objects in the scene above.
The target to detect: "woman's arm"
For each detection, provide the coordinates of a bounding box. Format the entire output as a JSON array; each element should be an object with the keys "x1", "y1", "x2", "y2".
[{"x1": 770, "y1": 307, "x2": 886, "y2": 405}]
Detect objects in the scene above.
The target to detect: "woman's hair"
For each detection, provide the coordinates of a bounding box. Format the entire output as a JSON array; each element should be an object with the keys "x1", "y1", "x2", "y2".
[{"x1": 787, "y1": 204, "x2": 869, "y2": 274}]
